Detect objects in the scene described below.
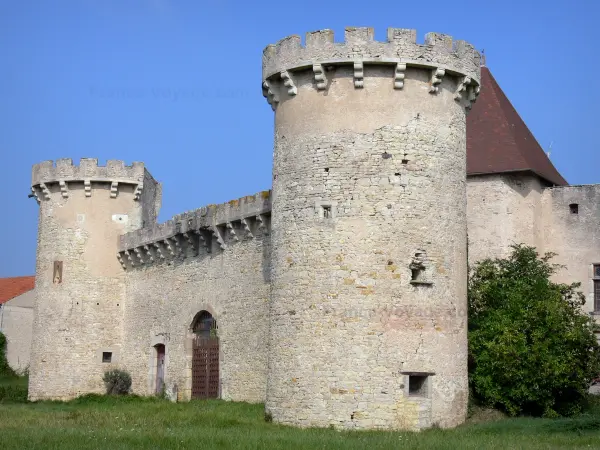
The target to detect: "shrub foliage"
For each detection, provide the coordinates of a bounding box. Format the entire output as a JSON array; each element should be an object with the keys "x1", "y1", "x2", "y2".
[
  {"x1": 102, "y1": 369, "x2": 132, "y2": 396},
  {"x1": 468, "y1": 244, "x2": 600, "y2": 417},
  {"x1": 0, "y1": 331, "x2": 16, "y2": 377}
]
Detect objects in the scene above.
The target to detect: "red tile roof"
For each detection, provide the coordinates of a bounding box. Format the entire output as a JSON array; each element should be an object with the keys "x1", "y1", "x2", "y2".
[
  {"x1": 467, "y1": 66, "x2": 567, "y2": 186},
  {"x1": 0, "y1": 276, "x2": 35, "y2": 305}
]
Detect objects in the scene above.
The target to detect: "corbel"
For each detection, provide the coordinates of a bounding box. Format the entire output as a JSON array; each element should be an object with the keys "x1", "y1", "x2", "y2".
[
  {"x1": 212, "y1": 225, "x2": 226, "y2": 250},
  {"x1": 133, "y1": 184, "x2": 143, "y2": 201},
  {"x1": 117, "y1": 252, "x2": 127, "y2": 270},
  {"x1": 110, "y1": 181, "x2": 119, "y2": 199},
  {"x1": 454, "y1": 75, "x2": 472, "y2": 101},
  {"x1": 183, "y1": 231, "x2": 198, "y2": 255},
  {"x1": 312, "y1": 63, "x2": 327, "y2": 90},
  {"x1": 59, "y1": 180, "x2": 68, "y2": 199},
  {"x1": 153, "y1": 242, "x2": 165, "y2": 260},
  {"x1": 429, "y1": 68, "x2": 445, "y2": 94},
  {"x1": 144, "y1": 245, "x2": 155, "y2": 263},
  {"x1": 30, "y1": 187, "x2": 41, "y2": 204},
  {"x1": 163, "y1": 239, "x2": 175, "y2": 257},
  {"x1": 84, "y1": 180, "x2": 92, "y2": 197},
  {"x1": 125, "y1": 250, "x2": 135, "y2": 267},
  {"x1": 353, "y1": 61, "x2": 364, "y2": 88},
  {"x1": 280, "y1": 70, "x2": 297, "y2": 96},
  {"x1": 39, "y1": 183, "x2": 51, "y2": 201},
  {"x1": 134, "y1": 247, "x2": 145, "y2": 265},
  {"x1": 262, "y1": 80, "x2": 279, "y2": 111},
  {"x1": 241, "y1": 218, "x2": 253, "y2": 238},
  {"x1": 226, "y1": 222, "x2": 239, "y2": 242},
  {"x1": 394, "y1": 63, "x2": 406, "y2": 90},
  {"x1": 256, "y1": 214, "x2": 268, "y2": 234}
]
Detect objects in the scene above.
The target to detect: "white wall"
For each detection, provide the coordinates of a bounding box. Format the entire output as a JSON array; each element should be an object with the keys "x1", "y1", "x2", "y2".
[{"x1": 0, "y1": 289, "x2": 34, "y2": 373}]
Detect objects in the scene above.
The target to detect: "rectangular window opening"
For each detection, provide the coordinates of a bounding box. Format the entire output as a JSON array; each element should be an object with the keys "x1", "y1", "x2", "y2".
[
  {"x1": 593, "y1": 265, "x2": 600, "y2": 312},
  {"x1": 569, "y1": 203, "x2": 579, "y2": 214},
  {"x1": 408, "y1": 374, "x2": 428, "y2": 397},
  {"x1": 102, "y1": 352, "x2": 112, "y2": 363},
  {"x1": 322, "y1": 205, "x2": 332, "y2": 219}
]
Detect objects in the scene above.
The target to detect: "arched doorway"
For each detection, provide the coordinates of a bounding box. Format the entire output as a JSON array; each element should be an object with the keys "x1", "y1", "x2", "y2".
[
  {"x1": 154, "y1": 344, "x2": 165, "y2": 395},
  {"x1": 191, "y1": 311, "x2": 219, "y2": 399}
]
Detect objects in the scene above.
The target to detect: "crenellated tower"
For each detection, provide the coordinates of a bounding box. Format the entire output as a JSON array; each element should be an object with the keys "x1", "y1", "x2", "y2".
[
  {"x1": 263, "y1": 27, "x2": 480, "y2": 430},
  {"x1": 28, "y1": 158, "x2": 161, "y2": 400}
]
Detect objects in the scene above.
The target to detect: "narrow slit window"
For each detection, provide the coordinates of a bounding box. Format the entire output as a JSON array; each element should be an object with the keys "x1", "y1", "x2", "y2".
[{"x1": 594, "y1": 264, "x2": 600, "y2": 312}]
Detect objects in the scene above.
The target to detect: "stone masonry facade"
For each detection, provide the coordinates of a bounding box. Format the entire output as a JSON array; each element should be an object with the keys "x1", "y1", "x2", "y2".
[{"x1": 27, "y1": 26, "x2": 599, "y2": 431}]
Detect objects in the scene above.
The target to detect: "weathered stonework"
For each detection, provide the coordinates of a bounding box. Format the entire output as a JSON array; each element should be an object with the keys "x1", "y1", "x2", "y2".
[
  {"x1": 28, "y1": 159, "x2": 160, "y2": 401},
  {"x1": 467, "y1": 176, "x2": 600, "y2": 326},
  {"x1": 263, "y1": 27, "x2": 479, "y2": 430},
  {"x1": 26, "y1": 24, "x2": 598, "y2": 433}
]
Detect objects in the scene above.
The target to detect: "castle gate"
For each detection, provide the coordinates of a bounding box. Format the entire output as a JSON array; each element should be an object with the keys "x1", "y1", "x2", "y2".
[{"x1": 191, "y1": 311, "x2": 219, "y2": 399}]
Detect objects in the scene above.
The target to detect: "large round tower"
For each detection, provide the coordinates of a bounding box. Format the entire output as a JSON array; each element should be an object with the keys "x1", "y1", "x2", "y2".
[
  {"x1": 28, "y1": 158, "x2": 160, "y2": 400},
  {"x1": 263, "y1": 27, "x2": 480, "y2": 430}
]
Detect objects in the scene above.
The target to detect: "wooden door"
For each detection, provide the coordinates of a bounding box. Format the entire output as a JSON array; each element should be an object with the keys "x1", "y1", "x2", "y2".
[
  {"x1": 155, "y1": 344, "x2": 165, "y2": 394},
  {"x1": 192, "y1": 336, "x2": 219, "y2": 399}
]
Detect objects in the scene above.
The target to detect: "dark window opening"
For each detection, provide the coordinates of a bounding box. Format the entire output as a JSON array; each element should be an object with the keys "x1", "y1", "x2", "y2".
[
  {"x1": 324, "y1": 168, "x2": 329, "y2": 173},
  {"x1": 408, "y1": 375, "x2": 428, "y2": 397},
  {"x1": 192, "y1": 310, "x2": 218, "y2": 339},
  {"x1": 594, "y1": 280, "x2": 600, "y2": 312},
  {"x1": 102, "y1": 352, "x2": 112, "y2": 363},
  {"x1": 569, "y1": 203, "x2": 579, "y2": 214},
  {"x1": 53, "y1": 261, "x2": 63, "y2": 284},
  {"x1": 322, "y1": 206, "x2": 332, "y2": 219}
]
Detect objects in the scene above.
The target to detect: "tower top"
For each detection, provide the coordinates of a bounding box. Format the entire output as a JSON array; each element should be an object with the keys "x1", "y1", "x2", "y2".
[
  {"x1": 31, "y1": 158, "x2": 148, "y2": 202},
  {"x1": 262, "y1": 27, "x2": 481, "y2": 84}
]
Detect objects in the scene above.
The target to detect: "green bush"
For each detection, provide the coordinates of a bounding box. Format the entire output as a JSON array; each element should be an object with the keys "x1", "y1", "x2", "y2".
[
  {"x1": 102, "y1": 369, "x2": 132, "y2": 396},
  {"x1": 468, "y1": 244, "x2": 600, "y2": 417},
  {"x1": 0, "y1": 377, "x2": 28, "y2": 403},
  {"x1": 0, "y1": 331, "x2": 17, "y2": 377}
]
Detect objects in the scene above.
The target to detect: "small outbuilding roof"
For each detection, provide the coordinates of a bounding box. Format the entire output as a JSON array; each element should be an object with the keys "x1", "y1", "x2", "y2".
[
  {"x1": 467, "y1": 66, "x2": 567, "y2": 186},
  {"x1": 0, "y1": 276, "x2": 35, "y2": 305}
]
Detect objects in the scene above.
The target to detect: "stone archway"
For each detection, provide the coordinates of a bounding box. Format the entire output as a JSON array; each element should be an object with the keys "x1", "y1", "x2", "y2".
[{"x1": 190, "y1": 310, "x2": 219, "y2": 399}]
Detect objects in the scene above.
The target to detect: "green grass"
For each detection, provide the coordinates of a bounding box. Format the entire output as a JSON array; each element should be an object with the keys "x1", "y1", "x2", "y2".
[{"x1": 0, "y1": 384, "x2": 599, "y2": 449}]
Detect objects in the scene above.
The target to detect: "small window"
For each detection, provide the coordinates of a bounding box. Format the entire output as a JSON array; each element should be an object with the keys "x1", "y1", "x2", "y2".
[
  {"x1": 594, "y1": 265, "x2": 600, "y2": 312},
  {"x1": 102, "y1": 352, "x2": 112, "y2": 363},
  {"x1": 323, "y1": 206, "x2": 332, "y2": 219},
  {"x1": 53, "y1": 261, "x2": 63, "y2": 284},
  {"x1": 569, "y1": 203, "x2": 579, "y2": 214},
  {"x1": 408, "y1": 375, "x2": 428, "y2": 397}
]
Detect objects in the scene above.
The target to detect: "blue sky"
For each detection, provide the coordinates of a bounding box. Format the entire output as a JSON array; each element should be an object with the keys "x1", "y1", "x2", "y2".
[{"x1": 1, "y1": 0, "x2": 597, "y2": 277}]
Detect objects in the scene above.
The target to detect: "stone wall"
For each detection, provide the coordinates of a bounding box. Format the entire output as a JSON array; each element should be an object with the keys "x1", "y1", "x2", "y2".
[
  {"x1": 466, "y1": 173, "x2": 545, "y2": 264},
  {"x1": 118, "y1": 193, "x2": 272, "y2": 403},
  {"x1": 0, "y1": 290, "x2": 34, "y2": 373},
  {"x1": 264, "y1": 27, "x2": 479, "y2": 430},
  {"x1": 540, "y1": 185, "x2": 600, "y2": 318},
  {"x1": 28, "y1": 159, "x2": 159, "y2": 401}
]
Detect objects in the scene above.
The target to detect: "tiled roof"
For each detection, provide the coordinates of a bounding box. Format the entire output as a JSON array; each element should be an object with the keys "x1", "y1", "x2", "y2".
[
  {"x1": 467, "y1": 66, "x2": 567, "y2": 186},
  {"x1": 0, "y1": 276, "x2": 35, "y2": 305}
]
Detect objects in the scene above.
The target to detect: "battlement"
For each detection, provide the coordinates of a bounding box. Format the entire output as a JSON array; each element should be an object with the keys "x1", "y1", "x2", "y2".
[
  {"x1": 263, "y1": 27, "x2": 480, "y2": 83},
  {"x1": 31, "y1": 158, "x2": 148, "y2": 201},
  {"x1": 117, "y1": 190, "x2": 271, "y2": 269}
]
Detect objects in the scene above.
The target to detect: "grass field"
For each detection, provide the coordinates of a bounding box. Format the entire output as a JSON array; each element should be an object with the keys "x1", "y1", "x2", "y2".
[{"x1": 1, "y1": 377, "x2": 599, "y2": 449}]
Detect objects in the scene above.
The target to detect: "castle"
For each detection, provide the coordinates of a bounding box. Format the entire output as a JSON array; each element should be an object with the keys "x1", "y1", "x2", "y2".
[{"x1": 26, "y1": 27, "x2": 600, "y2": 431}]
